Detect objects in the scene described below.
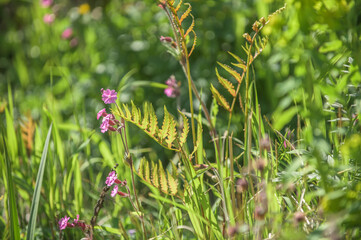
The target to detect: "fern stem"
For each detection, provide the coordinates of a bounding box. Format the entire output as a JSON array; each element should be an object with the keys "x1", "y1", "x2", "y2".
[{"x1": 162, "y1": 3, "x2": 219, "y2": 153}]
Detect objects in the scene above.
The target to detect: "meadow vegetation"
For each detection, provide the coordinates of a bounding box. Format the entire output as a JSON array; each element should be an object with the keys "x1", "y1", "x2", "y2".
[{"x1": 1, "y1": 0, "x2": 361, "y2": 239}]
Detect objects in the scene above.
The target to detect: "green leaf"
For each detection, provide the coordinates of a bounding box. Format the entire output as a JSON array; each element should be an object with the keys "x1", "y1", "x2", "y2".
[
  {"x1": 272, "y1": 107, "x2": 298, "y2": 130},
  {"x1": 2, "y1": 136, "x2": 21, "y2": 240}
]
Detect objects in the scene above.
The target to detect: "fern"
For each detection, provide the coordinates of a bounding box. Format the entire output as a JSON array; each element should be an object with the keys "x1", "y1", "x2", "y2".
[
  {"x1": 210, "y1": 84, "x2": 231, "y2": 112},
  {"x1": 137, "y1": 158, "x2": 178, "y2": 196},
  {"x1": 113, "y1": 102, "x2": 188, "y2": 151},
  {"x1": 178, "y1": 110, "x2": 189, "y2": 147},
  {"x1": 20, "y1": 115, "x2": 35, "y2": 156},
  {"x1": 211, "y1": 5, "x2": 286, "y2": 113},
  {"x1": 165, "y1": 0, "x2": 197, "y2": 57}
]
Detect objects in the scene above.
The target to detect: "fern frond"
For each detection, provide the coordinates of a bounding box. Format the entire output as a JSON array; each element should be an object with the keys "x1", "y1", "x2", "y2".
[
  {"x1": 210, "y1": 84, "x2": 230, "y2": 112},
  {"x1": 168, "y1": 172, "x2": 178, "y2": 196},
  {"x1": 215, "y1": 68, "x2": 236, "y2": 97},
  {"x1": 178, "y1": 110, "x2": 189, "y2": 147},
  {"x1": 141, "y1": 102, "x2": 149, "y2": 129},
  {"x1": 166, "y1": 116, "x2": 177, "y2": 149},
  {"x1": 20, "y1": 115, "x2": 35, "y2": 156},
  {"x1": 175, "y1": 0, "x2": 182, "y2": 12},
  {"x1": 131, "y1": 101, "x2": 141, "y2": 124},
  {"x1": 151, "y1": 162, "x2": 159, "y2": 188},
  {"x1": 137, "y1": 158, "x2": 179, "y2": 195},
  {"x1": 144, "y1": 160, "x2": 150, "y2": 182},
  {"x1": 159, "y1": 106, "x2": 170, "y2": 140},
  {"x1": 183, "y1": 14, "x2": 194, "y2": 38},
  {"x1": 138, "y1": 158, "x2": 145, "y2": 179},
  {"x1": 114, "y1": 102, "x2": 183, "y2": 151},
  {"x1": 228, "y1": 51, "x2": 246, "y2": 65},
  {"x1": 166, "y1": 0, "x2": 175, "y2": 6},
  {"x1": 217, "y1": 62, "x2": 242, "y2": 84},
  {"x1": 159, "y1": 160, "x2": 168, "y2": 194},
  {"x1": 231, "y1": 62, "x2": 247, "y2": 71},
  {"x1": 179, "y1": 3, "x2": 191, "y2": 24},
  {"x1": 123, "y1": 104, "x2": 132, "y2": 119},
  {"x1": 148, "y1": 104, "x2": 158, "y2": 137},
  {"x1": 188, "y1": 30, "x2": 197, "y2": 57}
]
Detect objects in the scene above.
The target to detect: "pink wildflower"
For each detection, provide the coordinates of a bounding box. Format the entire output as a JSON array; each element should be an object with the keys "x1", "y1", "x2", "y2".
[
  {"x1": 105, "y1": 171, "x2": 118, "y2": 186},
  {"x1": 73, "y1": 214, "x2": 79, "y2": 224},
  {"x1": 97, "y1": 108, "x2": 107, "y2": 120},
  {"x1": 101, "y1": 88, "x2": 117, "y2": 104},
  {"x1": 62, "y1": 28, "x2": 73, "y2": 39},
  {"x1": 160, "y1": 36, "x2": 173, "y2": 43},
  {"x1": 100, "y1": 114, "x2": 117, "y2": 133},
  {"x1": 41, "y1": 0, "x2": 52, "y2": 8},
  {"x1": 70, "y1": 38, "x2": 78, "y2": 48},
  {"x1": 111, "y1": 185, "x2": 118, "y2": 197},
  {"x1": 164, "y1": 75, "x2": 180, "y2": 98},
  {"x1": 43, "y1": 13, "x2": 55, "y2": 24},
  {"x1": 58, "y1": 216, "x2": 70, "y2": 230},
  {"x1": 111, "y1": 185, "x2": 129, "y2": 198}
]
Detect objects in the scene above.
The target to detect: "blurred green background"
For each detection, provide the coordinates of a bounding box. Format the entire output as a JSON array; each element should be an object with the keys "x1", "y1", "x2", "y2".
[{"x1": 1, "y1": 0, "x2": 361, "y2": 239}]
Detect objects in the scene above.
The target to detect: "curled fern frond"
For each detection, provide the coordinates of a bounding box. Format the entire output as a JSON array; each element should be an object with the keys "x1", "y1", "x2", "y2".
[
  {"x1": 179, "y1": 3, "x2": 191, "y2": 24},
  {"x1": 188, "y1": 30, "x2": 197, "y2": 57},
  {"x1": 165, "y1": 0, "x2": 197, "y2": 57},
  {"x1": 183, "y1": 14, "x2": 194, "y2": 39}
]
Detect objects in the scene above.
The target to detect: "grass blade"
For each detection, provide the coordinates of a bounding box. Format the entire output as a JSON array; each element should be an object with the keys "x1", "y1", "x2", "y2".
[
  {"x1": 26, "y1": 123, "x2": 52, "y2": 240},
  {"x1": 2, "y1": 133, "x2": 21, "y2": 240}
]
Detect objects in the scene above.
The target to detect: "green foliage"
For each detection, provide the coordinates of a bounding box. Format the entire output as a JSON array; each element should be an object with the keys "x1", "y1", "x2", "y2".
[
  {"x1": 1, "y1": 0, "x2": 361, "y2": 239},
  {"x1": 26, "y1": 124, "x2": 52, "y2": 240}
]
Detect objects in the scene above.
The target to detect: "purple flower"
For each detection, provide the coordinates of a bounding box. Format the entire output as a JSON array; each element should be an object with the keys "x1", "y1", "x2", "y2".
[
  {"x1": 106, "y1": 171, "x2": 118, "y2": 186},
  {"x1": 100, "y1": 114, "x2": 117, "y2": 133},
  {"x1": 164, "y1": 75, "x2": 179, "y2": 98},
  {"x1": 41, "y1": 0, "x2": 52, "y2": 8},
  {"x1": 101, "y1": 88, "x2": 117, "y2": 104},
  {"x1": 164, "y1": 88, "x2": 176, "y2": 97},
  {"x1": 160, "y1": 36, "x2": 173, "y2": 43},
  {"x1": 58, "y1": 216, "x2": 70, "y2": 230},
  {"x1": 111, "y1": 185, "x2": 118, "y2": 197},
  {"x1": 62, "y1": 28, "x2": 73, "y2": 39},
  {"x1": 43, "y1": 13, "x2": 55, "y2": 24},
  {"x1": 70, "y1": 38, "x2": 78, "y2": 48},
  {"x1": 97, "y1": 108, "x2": 107, "y2": 120},
  {"x1": 73, "y1": 214, "x2": 79, "y2": 224}
]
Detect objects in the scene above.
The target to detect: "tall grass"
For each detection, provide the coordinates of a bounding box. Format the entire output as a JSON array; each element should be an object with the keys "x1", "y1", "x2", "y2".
[{"x1": 1, "y1": 0, "x2": 361, "y2": 239}]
